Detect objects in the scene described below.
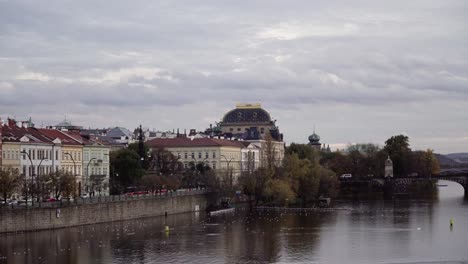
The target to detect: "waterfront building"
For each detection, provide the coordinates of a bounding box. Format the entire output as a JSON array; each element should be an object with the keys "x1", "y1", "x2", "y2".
[
  {"x1": 66, "y1": 132, "x2": 111, "y2": 196},
  {"x1": 147, "y1": 137, "x2": 259, "y2": 181},
  {"x1": 1, "y1": 120, "x2": 61, "y2": 191},
  {"x1": 210, "y1": 103, "x2": 285, "y2": 168},
  {"x1": 38, "y1": 129, "x2": 83, "y2": 191},
  {"x1": 217, "y1": 103, "x2": 282, "y2": 141}
]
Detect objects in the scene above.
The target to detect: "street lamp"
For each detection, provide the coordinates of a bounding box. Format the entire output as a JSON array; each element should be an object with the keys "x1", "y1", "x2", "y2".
[
  {"x1": 20, "y1": 150, "x2": 34, "y2": 206},
  {"x1": 220, "y1": 155, "x2": 235, "y2": 190},
  {"x1": 86, "y1": 158, "x2": 97, "y2": 195},
  {"x1": 63, "y1": 152, "x2": 78, "y2": 197},
  {"x1": 37, "y1": 157, "x2": 48, "y2": 202}
]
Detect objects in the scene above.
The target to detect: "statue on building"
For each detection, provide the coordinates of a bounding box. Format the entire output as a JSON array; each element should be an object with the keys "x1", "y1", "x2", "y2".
[{"x1": 385, "y1": 156, "x2": 394, "y2": 178}]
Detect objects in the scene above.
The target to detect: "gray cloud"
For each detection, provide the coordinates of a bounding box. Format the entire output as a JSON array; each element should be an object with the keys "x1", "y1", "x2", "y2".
[{"x1": 1, "y1": 0, "x2": 467, "y2": 153}]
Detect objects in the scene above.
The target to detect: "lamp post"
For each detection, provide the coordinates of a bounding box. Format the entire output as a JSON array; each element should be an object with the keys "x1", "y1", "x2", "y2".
[
  {"x1": 37, "y1": 157, "x2": 48, "y2": 202},
  {"x1": 20, "y1": 150, "x2": 34, "y2": 206},
  {"x1": 191, "y1": 157, "x2": 209, "y2": 188},
  {"x1": 86, "y1": 158, "x2": 97, "y2": 195},
  {"x1": 63, "y1": 152, "x2": 78, "y2": 197},
  {"x1": 220, "y1": 155, "x2": 234, "y2": 190}
]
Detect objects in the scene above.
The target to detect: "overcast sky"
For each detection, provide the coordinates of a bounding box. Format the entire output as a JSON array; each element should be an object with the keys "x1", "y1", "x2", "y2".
[{"x1": 1, "y1": 1, "x2": 467, "y2": 154}]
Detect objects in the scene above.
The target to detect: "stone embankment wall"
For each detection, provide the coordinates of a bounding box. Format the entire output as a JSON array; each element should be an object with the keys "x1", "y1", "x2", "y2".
[{"x1": 0, "y1": 194, "x2": 207, "y2": 234}]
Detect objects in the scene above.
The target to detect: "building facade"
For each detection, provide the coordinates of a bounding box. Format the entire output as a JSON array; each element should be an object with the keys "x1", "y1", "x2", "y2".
[
  {"x1": 2, "y1": 124, "x2": 61, "y2": 179},
  {"x1": 147, "y1": 138, "x2": 259, "y2": 182},
  {"x1": 67, "y1": 132, "x2": 111, "y2": 196},
  {"x1": 39, "y1": 129, "x2": 83, "y2": 191},
  {"x1": 217, "y1": 103, "x2": 282, "y2": 141}
]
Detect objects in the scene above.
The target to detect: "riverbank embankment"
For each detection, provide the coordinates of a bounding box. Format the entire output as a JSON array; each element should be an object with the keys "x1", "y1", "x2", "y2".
[{"x1": 0, "y1": 192, "x2": 207, "y2": 234}]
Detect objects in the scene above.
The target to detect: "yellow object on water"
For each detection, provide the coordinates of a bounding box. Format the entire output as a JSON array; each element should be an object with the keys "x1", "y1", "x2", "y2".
[
  {"x1": 165, "y1": 225, "x2": 170, "y2": 232},
  {"x1": 450, "y1": 218, "x2": 454, "y2": 226}
]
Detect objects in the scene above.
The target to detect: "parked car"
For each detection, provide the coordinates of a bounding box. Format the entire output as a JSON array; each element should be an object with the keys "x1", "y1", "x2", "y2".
[
  {"x1": 340, "y1": 174, "x2": 352, "y2": 179},
  {"x1": 17, "y1": 199, "x2": 33, "y2": 206}
]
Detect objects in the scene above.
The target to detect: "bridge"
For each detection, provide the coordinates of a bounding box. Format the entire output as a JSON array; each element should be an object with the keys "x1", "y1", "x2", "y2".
[{"x1": 340, "y1": 169, "x2": 468, "y2": 197}]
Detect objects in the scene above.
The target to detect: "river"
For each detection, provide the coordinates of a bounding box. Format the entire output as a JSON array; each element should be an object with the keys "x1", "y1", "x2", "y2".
[{"x1": 1, "y1": 180, "x2": 467, "y2": 264}]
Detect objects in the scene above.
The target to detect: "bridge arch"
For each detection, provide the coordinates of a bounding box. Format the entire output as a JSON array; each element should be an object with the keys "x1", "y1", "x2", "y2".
[{"x1": 436, "y1": 177, "x2": 467, "y2": 196}]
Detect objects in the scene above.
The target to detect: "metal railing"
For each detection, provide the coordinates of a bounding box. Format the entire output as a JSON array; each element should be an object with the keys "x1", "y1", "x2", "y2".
[{"x1": 0, "y1": 188, "x2": 207, "y2": 210}]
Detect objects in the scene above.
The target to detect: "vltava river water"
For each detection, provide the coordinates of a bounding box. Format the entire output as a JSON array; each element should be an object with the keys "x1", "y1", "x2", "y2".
[{"x1": 1, "y1": 180, "x2": 467, "y2": 264}]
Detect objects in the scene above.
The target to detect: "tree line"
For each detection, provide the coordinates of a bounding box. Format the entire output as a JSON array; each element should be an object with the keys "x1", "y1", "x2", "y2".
[{"x1": 0, "y1": 134, "x2": 440, "y2": 205}]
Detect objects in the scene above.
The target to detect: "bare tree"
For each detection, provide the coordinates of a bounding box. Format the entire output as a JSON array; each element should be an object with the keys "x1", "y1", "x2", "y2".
[
  {"x1": 49, "y1": 170, "x2": 77, "y2": 200},
  {"x1": 0, "y1": 167, "x2": 21, "y2": 203}
]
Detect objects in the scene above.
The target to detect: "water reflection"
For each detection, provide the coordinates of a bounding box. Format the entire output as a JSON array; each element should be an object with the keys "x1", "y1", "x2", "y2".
[{"x1": 0, "y1": 181, "x2": 467, "y2": 264}]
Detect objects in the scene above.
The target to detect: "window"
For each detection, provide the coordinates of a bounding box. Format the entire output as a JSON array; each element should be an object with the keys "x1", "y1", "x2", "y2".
[
  {"x1": 212, "y1": 152, "x2": 216, "y2": 158},
  {"x1": 184, "y1": 152, "x2": 188, "y2": 159},
  {"x1": 205, "y1": 152, "x2": 209, "y2": 159},
  {"x1": 23, "y1": 166, "x2": 26, "y2": 176},
  {"x1": 198, "y1": 152, "x2": 202, "y2": 159},
  {"x1": 237, "y1": 128, "x2": 241, "y2": 131},
  {"x1": 191, "y1": 153, "x2": 194, "y2": 159},
  {"x1": 32, "y1": 149, "x2": 35, "y2": 160},
  {"x1": 229, "y1": 128, "x2": 233, "y2": 132},
  {"x1": 178, "y1": 153, "x2": 181, "y2": 159},
  {"x1": 260, "y1": 128, "x2": 264, "y2": 134},
  {"x1": 212, "y1": 162, "x2": 216, "y2": 170}
]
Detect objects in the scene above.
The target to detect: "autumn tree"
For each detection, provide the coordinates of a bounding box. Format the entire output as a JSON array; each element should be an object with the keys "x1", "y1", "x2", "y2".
[
  {"x1": 411, "y1": 149, "x2": 440, "y2": 177},
  {"x1": 0, "y1": 167, "x2": 21, "y2": 203},
  {"x1": 238, "y1": 167, "x2": 274, "y2": 207},
  {"x1": 148, "y1": 148, "x2": 183, "y2": 176},
  {"x1": 384, "y1": 135, "x2": 412, "y2": 177},
  {"x1": 49, "y1": 170, "x2": 77, "y2": 200},
  {"x1": 140, "y1": 173, "x2": 163, "y2": 193}
]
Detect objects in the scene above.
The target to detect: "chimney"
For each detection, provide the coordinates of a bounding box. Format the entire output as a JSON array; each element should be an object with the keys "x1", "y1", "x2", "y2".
[{"x1": 7, "y1": 118, "x2": 16, "y2": 127}]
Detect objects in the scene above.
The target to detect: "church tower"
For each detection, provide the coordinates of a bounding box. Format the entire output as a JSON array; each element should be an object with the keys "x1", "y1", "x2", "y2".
[{"x1": 308, "y1": 131, "x2": 321, "y2": 150}]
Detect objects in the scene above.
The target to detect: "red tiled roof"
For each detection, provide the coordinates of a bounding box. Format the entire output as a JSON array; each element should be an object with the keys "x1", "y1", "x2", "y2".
[
  {"x1": 37, "y1": 129, "x2": 82, "y2": 145},
  {"x1": 1, "y1": 125, "x2": 54, "y2": 144},
  {"x1": 147, "y1": 137, "x2": 245, "y2": 148}
]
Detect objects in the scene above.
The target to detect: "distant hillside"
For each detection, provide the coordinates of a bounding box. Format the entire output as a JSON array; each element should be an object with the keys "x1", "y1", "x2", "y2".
[
  {"x1": 435, "y1": 154, "x2": 461, "y2": 168},
  {"x1": 446, "y1": 153, "x2": 468, "y2": 163}
]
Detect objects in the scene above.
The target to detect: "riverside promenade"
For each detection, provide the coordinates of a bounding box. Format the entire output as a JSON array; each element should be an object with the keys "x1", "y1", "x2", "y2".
[{"x1": 0, "y1": 190, "x2": 207, "y2": 234}]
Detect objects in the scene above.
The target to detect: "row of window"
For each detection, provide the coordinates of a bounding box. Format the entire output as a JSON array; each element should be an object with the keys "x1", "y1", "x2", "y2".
[
  {"x1": 83, "y1": 151, "x2": 109, "y2": 161},
  {"x1": 178, "y1": 152, "x2": 217, "y2": 160},
  {"x1": 229, "y1": 127, "x2": 265, "y2": 133},
  {"x1": 3, "y1": 149, "x2": 109, "y2": 162},
  {"x1": 22, "y1": 165, "x2": 60, "y2": 177},
  {"x1": 2, "y1": 150, "x2": 20, "y2": 160},
  {"x1": 84, "y1": 167, "x2": 108, "y2": 176},
  {"x1": 182, "y1": 162, "x2": 217, "y2": 170},
  {"x1": 62, "y1": 151, "x2": 82, "y2": 161}
]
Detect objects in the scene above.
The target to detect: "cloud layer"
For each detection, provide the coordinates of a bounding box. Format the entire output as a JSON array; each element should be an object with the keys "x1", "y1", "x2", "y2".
[{"x1": 1, "y1": 0, "x2": 467, "y2": 153}]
